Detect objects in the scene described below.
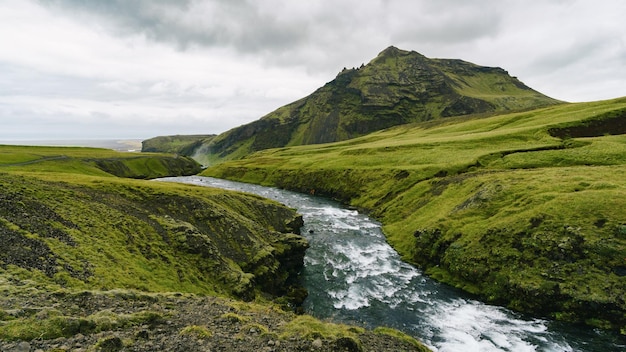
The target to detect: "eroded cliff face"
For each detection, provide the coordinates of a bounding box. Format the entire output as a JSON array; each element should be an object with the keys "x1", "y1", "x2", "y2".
[{"x1": 0, "y1": 173, "x2": 308, "y2": 306}]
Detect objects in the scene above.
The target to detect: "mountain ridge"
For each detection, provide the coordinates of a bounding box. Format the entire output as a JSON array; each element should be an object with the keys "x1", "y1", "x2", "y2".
[
  {"x1": 204, "y1": 46, "x2": 561, "y2": 161},
  {"x1": 201, "y1": 97, "x2": 626, "y2": 333}
]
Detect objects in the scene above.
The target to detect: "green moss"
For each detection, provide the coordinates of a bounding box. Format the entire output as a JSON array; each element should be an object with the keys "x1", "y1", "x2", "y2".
[
  {"x1": 0, "y1": 315, "x2": 95, "y2": 341},
  {"x1": 219, "y1": 312, "x2": 251, "y2": 324},
  {"x1": 0, "y1": 145, "x2": 201, "y2": 179},
  {"x1": 0, "y1": 309, "x2": 164, "y2": 341},
  {"x1": 179, "y1": 325, "x2": 213, "y2": 339},
  {"x1": 0, "y1": 147, "x2": 307, "y2": 303},
  {"x1": 95, "y1": 336, "x2": 125, "y2": 352},
  {"x1": 280, "y1": 315, "x2": 364, "y2": 340}
]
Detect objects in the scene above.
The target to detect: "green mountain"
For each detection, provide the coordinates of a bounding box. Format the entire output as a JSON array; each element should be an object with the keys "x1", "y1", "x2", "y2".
[
  {"x1": 206, "y1": 46, "x2": 561, "y2": 161},
  {"x1": 202, "y1": 97, "x2": 626, "y2": 333},
  {"x1": 141, "y1": 134, "x2": 216, "y2": 155}
]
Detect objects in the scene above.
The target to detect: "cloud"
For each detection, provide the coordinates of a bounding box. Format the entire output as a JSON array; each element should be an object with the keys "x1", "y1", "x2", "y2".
[
  {"x1": 1, "y1": 0, "x2": 625, "y2": 139},
  {"x1": 37, "y1": 0, "x2": 506, "y2": 72},
  {"x1": 0, "y1": 0, "x2": 325, "y2": 138}
]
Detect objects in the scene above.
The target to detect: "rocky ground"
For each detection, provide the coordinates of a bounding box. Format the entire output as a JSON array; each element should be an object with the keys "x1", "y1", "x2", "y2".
[{"x1": 0, "y1": 288, "x2": 429, "y2": 352}]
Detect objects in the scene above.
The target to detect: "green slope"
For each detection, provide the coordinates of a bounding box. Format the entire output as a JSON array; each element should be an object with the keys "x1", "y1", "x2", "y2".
[
  {"x1": 205, "y1": 46, "x2": 561, "y2": 162},
  {"x1": 0, "y1": 145, "x2": 202, "y2": 178},
  {"x1": 0, "y1": 145, "x2": 306, "y2": 302},
  {"x1": 141, "y1": 134, "x2": 216, "y2": 156},
  {"x1": 0, "y1": 145, "x2": 433, "y2": 350},
  {"x1": 202, "y1": 97, "x2": 626, "y2": 333}
]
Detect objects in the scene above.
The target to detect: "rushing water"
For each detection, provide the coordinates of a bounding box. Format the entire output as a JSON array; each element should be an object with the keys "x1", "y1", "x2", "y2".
[{"x1": 158, "y1": 176, "x2": 624, "y2": 352}]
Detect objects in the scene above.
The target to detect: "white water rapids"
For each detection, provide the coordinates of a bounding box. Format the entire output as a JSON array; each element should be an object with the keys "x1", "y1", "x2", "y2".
[{"x1": 158, "y1": 176, "x2": 624, "y2": 352}]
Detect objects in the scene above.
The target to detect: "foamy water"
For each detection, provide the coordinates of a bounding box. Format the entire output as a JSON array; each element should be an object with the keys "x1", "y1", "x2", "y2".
[{"x1": 158, "y1": 176, "x2": 624, "y2": 352}]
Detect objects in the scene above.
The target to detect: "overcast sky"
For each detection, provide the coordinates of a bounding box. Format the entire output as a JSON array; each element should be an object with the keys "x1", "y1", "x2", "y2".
[{"x1": 1, "y1": 0, "x2": 625, "y2": 140}]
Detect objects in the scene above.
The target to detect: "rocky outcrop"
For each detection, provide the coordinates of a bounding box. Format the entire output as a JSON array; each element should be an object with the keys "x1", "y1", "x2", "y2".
[{"x1": 0, "y1": 290, "x2": 429, "y2": 351}]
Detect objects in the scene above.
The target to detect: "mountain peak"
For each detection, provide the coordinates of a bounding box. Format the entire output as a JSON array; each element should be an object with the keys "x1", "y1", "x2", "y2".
[
  {"x1": 379, "y1": 45, "x2": 405, "y2": 55},
  {"x1": 205, "y1": 47, "x2": 561, "y2": 161},
  {"x1": 372, "y1": 46, "x2": 427, "y2": 65}
]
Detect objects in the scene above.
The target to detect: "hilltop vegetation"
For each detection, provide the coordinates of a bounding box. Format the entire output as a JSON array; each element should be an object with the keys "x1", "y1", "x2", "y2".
[
  {"x1": 203, "y1": 97, "x2": 626, "y2": 333},
  {"x1": 0, "y1": 145, "x2": 202, "y2": 179},
  {"x1": 203, "y1": 46, "x2": 560, "y2": 163},
  {"x1": 0, "y1": 145, "x2": 428, "y2": 351},
  {"x1": 141, "y1": 134, "x2": 216, "y2": 157}
]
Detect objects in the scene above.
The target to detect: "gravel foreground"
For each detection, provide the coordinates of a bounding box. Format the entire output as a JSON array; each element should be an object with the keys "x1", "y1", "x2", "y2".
[{"x1": 0, "y1": 289, "x2": 429, "y2": 352}]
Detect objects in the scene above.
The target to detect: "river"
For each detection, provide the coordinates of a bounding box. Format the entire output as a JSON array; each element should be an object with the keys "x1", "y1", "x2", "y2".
[{"x1": 158, "y1": 176, "x2": 624, "y2": 352}]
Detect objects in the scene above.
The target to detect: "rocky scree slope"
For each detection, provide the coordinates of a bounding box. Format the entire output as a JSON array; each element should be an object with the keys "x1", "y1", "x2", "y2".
[{"x1": 205, "y1": 46, "x2": 561, "y2": 161}]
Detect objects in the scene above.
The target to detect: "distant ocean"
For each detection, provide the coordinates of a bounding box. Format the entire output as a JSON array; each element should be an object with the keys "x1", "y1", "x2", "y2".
[{"x1": 0, "y1": 139, "x2": 143, "y2": 152}]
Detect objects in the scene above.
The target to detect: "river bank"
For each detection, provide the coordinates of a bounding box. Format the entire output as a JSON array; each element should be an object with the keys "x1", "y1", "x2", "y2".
[
  {"x1": 200, "y1": 100, "x2": 626, "y2": 334},
  {"x1": 162, "y1": 176, "x2": 626, "y2": 352},
  {"x1": 0, "y1": 145, "x2": 430, "y2": 351}
]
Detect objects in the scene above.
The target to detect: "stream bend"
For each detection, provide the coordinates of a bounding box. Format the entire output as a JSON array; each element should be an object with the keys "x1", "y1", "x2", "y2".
[{"x1": 158, "y1": 176, "x2": 623, "y2": 352}]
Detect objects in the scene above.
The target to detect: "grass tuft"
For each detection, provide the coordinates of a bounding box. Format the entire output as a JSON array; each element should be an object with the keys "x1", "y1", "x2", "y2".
[
  {"x1": 179, "y1": 325, "x2": 213, "y2": 339},
  {"x1": 279, "y1": 315, "x2": 364, "y2": 340},
  {"x1": 374, "y1": 327, "x2": 431, "y2": 351}
]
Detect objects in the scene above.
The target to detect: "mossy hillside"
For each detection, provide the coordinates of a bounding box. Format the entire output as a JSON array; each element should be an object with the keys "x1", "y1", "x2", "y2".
[
  {"x1": 0, "y1": 144, "x2": 202, "y2": 179},
  {"x1": 202, "y1": 98, "x2": 626, "y2": 332},
  {"x1": 0, "y1": 165, "x2": 309, "y2": 304},
  {"x1": 205, "y1": 46, "x2": 560, "y2": 162},
  {"x1": 141, "y1": 134, "x2": 216, "y2": 158},
  {"x1": 0, "y1": 146, "x2": 435, "y2": 350},
  {"x1": 388, "y1": 167, "x2": 626, "y2": 324}
]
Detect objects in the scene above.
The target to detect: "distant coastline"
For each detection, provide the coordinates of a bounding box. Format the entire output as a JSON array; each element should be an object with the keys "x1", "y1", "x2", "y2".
[{"x1": 0, "y1": 139, "x2": 143, "y2": 152}]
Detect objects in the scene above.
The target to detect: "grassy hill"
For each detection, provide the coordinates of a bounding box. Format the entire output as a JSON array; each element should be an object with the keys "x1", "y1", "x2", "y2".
[
  {"x1": 0, "y1": 146, "x2": 306, "y2": 300},
  {"x1": 0, "y1": 145, "x2": 202, "y2": 178},
  {"x1": 204, "y1": 46, "x2": 561, "y2": 162},
  {"x1": 202, "y1": 97, "x2": 626, "y2": 333},
  {"x1": 141, "y1": 134, "x2": 216, "y2": 158},
  {"x1": 0, "y1": 145, "x2": 430, "y2": 350}
]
